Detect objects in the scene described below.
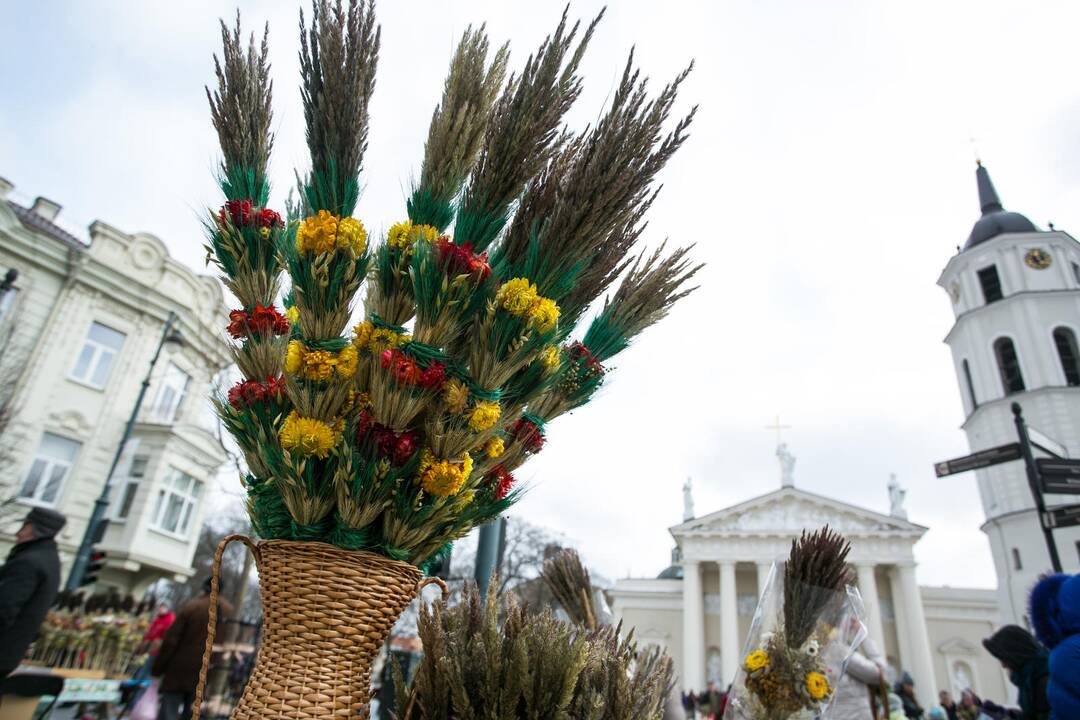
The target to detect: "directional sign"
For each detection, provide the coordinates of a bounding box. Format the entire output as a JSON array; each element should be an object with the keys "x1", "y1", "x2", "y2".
[
  {"x1": 1038, "y1": 459, "x2": 1080, "y2": 495},
  {"x1": 1045, "y1": 504, "x2": 1080, "y2": 530},
  {"x1": 934, "y1": 443, "x2": 1022, "y2": 477}
]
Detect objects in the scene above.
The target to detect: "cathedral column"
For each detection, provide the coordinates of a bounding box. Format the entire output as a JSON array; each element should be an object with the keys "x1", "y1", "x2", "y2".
[
  {"x1": 682, "y1": 560, "x2": 705, "y2": 691},
  {"x1": 896, "y1": 563, "x2": 937, "y2": 710},
  {"x1": 888, "y1": 565, "x2": 913, "y2": 674},
  {"x1": 756, "y1": 561, "x2": 772, "y2": 598},
  {"x1": 855, "y1": 563, "x2": 886, "y2": 653},
  {"x1": 719, "y1": 560, "x2": 739, "y2": 684}
]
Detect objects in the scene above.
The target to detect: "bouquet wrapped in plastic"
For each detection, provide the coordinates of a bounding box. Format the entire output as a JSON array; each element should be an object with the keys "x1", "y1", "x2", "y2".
[{"x1": 725, "y1": 527, "x2": 867, "y2": 720}]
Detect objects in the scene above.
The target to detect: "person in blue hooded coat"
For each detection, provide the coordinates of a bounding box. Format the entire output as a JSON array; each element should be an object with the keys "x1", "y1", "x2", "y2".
[{"x1": 1029, "y1": 573, "x2": 1080, "y2": 720}]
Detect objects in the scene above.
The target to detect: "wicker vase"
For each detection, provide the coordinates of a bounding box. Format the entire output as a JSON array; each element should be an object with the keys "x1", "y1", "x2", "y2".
[{"x1": 192, "y1": 535, "x2": 442, "y2": 720}]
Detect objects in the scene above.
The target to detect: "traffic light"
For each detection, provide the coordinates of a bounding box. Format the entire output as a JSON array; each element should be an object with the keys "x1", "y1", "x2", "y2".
[{"x1": 81, "y1": 550, "x2": 106, "y2": 587}]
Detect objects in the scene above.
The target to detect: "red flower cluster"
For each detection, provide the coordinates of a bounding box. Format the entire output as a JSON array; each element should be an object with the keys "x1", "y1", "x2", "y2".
[
  {"x1": 219, "y1": 199, "x2": 283, "y2": 229},
  {"x1": 567, "y1": 341, "x2": 604, "y2": 378},
  {"x1": 380, "y1": 350, "x2": 447, "y2": 390},
  {"x1": 228, "y1": 376, "x2": 286, "y2": 408},
  {"x1": 436, "y1": 237, "x2": 490, "y2": 279},
  {"x1": 489, "y1": 465, "x2": 515, "y2": 501},
  {"x1": 227, "y1": 304, "x2": 290, "y2": 339},
  {"x1": 357, "y1": 410, "x2": 420, "y2": 465},
  {"x1": 511, "y1": 417, "x2": 546, "y2": 454}
]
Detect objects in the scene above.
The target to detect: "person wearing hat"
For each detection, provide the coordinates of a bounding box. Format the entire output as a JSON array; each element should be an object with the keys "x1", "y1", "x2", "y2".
[
  {"x1": 894, "y1": 672, "x2": 925, "y2": 719},
  {"x1": 0, "y1": 507, "x2": 66, "y2": 678},
  {"x1": 1029, "y1": 573, "x2": 1080, "y2": 720},
  {"x1": 982, "y1": 625, "x2": 1051, "y2": 720}
]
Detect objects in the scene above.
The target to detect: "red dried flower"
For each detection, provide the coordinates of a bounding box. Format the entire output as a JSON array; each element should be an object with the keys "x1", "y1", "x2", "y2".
[
  {"x1": 436, "y1": 238, "x2": 490, "y2": 279},
  {"x1": 227, "y1": 378, "x2": 285, "y2": 408},
  {"x1": 419, "y1": 362, "x2": 447, "y2": 390},
  {"x1": 257, "y1": 207, "x2": 283, "y2": 228},
  {"x1": 490, "y1": 466, "x2": 515, "y2": 501},
  {"x1": 567, "y1": 341, "x2": 604, "y2": 377},
  {"x1": 219, "y1": 199, "x2": 254, "y2": 227},
  {"x1": 226, "y1": 310, "x2": 249, "y2": 339},
  {"x1": 511, "y1": 417, "x2": 546, "y2": 454},
  {"x1": 250, "y1": 304, "x2": 289, "y2": 336},
  {"x1": 265, "y1": 375, "x2": 286, "y2": 400},
  {"x1": 393, "y1": 430, "x2": 419, "y2": 465}
]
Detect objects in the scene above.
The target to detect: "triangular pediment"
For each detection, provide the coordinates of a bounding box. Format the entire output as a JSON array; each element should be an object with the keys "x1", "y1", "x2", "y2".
[{"x1": 671, "y1": 488, "x2": 925, "y2": 537}]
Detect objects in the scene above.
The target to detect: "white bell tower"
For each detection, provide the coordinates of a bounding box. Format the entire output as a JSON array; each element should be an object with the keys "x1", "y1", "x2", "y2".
[{"x1": 938, "y1": 162, "x2": 1080, "y2": 625}]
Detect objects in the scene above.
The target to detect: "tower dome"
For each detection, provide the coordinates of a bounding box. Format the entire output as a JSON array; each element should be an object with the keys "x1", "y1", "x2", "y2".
[{"x1": 965, "y1": 162, "x2": 1038, "y2": 249}]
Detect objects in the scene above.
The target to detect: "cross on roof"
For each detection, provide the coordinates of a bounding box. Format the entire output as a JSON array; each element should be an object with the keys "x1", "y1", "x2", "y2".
[{"x1": 764, "y1": 415, "x2": 791, "y2": 446}]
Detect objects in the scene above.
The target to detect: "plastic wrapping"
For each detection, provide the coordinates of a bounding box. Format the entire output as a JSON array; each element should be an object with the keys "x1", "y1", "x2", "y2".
[{"x1": 724, "y1": 563, "x2": 868, "y2": 720}]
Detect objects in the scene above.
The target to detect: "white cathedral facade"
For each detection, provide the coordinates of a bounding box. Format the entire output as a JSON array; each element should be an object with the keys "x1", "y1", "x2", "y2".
[{"x1": 609, "y1": 163, "x2": 1080, "y2": 709}]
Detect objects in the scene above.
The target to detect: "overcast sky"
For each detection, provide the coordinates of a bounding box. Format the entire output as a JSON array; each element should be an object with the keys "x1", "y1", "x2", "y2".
[{"x1": 4, "y1": 0, "x2": 1080, "y2": 589}]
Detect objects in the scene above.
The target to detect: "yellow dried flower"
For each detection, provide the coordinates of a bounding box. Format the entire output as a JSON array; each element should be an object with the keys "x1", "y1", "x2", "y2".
[
  {"x1": 279, "y1": 412, "x2": 337, "y2": 459},
  {"x1": 496, "y1": 277, "x2": 539, "y2": 316},
  {"x1": 443, "y1": 380, "x2": 469, "y2": 414},
  {"x1": 417, "y1": 449, "x2": 473, "y2": 497},
  {"x1": 369, "y1": 327, "x2": 406, "y2": 354},
  {"x1": 356, "y1": 392, "x2": 373, "y2": 411},
  {"x1": 259, "y1": 226, "x2": 270, "y2": 239},
  {"x1": 540, "y1": 345, "x2": 561, "y2": 372},
  {"x1": 285, "y1": 306, "x2": 300, "y2": 325},
  {"x1": 285, "y1": 339, "x2": 304, "y2": 375},
  {"x1": 482, "y1": 436, "x2": 505, "y2": 459},
  {"x1": 528, "y1": 297, "x2": 560, "y2": 334},
  {"x1": 336, "y1": 344, "x2": 359, "y2": 379},
  {"x1": 302, "y1": 349, "x2": 336, "y2": 382},
  {"x1": 744, "y1": 650, "x2": 769, "y2": 672},
  {"x1": 297, "y1": 210, "x2": 339, "y2": 254},
  {"x1": 413, "y1": 224, "x2": 439, "y2": 244},
  {"x1": 466, "y1": 400, "x2": 501, "y2": 432},
  {"x1": 336, "y1": 216, "x2": 367, "y2": 255},
  {"x1": 353, "y1": 320, "x2": 374, "y2": 350},
  {"x1": 805, "y1": 672, "x2": 829, "y2": 700},
  {"x1": 387, "y1": 220, "x2": 414, "y2": 250}
]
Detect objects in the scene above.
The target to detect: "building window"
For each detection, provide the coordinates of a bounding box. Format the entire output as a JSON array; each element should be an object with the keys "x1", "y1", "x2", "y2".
[
  {"x1": 1012, "y1": 548, "x2": 1023, "y2": 571},
  {"x1": 19, "y1": 433, "x2": 81, "y2": 506},
  {"x1": 70, "y1": 322, "x2": 126, "y2": 388},
  {"x1": 115, "y1": 455, "x2": 150, "y2": 521},
  {"x1": 0, "y1": 285, "x2": 17, "y2": 326},
  {"x1": 962, "y1": 359, "x2": 978, "y2": 408},
  {"x1": 977, "y1": 265, "x2": 1003, "y2": 303},
  {"x1": 151, "y1": 468, "x2": 201, "y2": 537},
  {"x1": 147, "y1": 363, "x2": 191, "y2": 423},
  {"x1": 1076, "y1": 540, "x2": 1080, "y2": 564},
  {"x1": 1073, "y1": 262, "x2": 1080, "y2": 285},
  {"x1": 1052, "y1": 327, "x2": 1080, "y2": 387},
  {"x1": 994, "y1": 338, "x2": 1026, "y2": 395}
]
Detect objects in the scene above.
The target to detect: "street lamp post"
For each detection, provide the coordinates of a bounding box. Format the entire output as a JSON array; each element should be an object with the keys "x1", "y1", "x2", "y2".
[{"x1": 66, "y1": 311, "x2": 184, "y2": 590}]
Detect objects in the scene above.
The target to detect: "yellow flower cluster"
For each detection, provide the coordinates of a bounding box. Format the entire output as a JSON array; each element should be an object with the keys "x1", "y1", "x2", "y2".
[
  {"x1": 466, "y1": 400, "x2": 501, "y2": 432},
  {"x1": 285, "y1": 306, "x2": 299, "y2": 325},
  {"x1": 540, "y1": 345, "x2": 561, "y2": 372},
  {"x1": 744, "y1": 650, "x2": 769, "y2": 672},
  {"x1": 417, "y1": 449, "x2": 474, "y2": 497},
  {"x1": 482, "y1": 436, "x2": 505, "y2": 459},
  {"x1": 285, "y1": 340, "x2": 359, "y2": 381},
  {"x1": 279, "y1": 412, "x2": 341, "y2": 459},
  {"x1": 352, "y1": 321, "x2": 409, "y2": 355},
  {"x1": 296, "y1": 210, "x2": 367, "y2": 255},
  {"x1": 386, "y1": 220, "x2": 439, "y2": 251},
  {"x1": 805, "y1": 672, "x2": 830, "y2": 700},
  {"x1": 495, "y1": 277, "x2": 560, "y2": 334}
]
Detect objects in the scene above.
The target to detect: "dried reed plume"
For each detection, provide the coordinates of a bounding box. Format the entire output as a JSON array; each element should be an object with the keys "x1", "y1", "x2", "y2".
[
  {"x1": 542, "y1": 548, "x2": 598, "y2": 629},
  {"x1": 299, "y1": 0, "x2": 380, "y2": 214},
  {"x1": 413, "y1": 26, "x2": 508, "y2": 226},
  {"x1": 206, "y1": 11, "x2": 274, "y2": 200},
  {"x1": 783, "y1": 526, "x2": 853, "y2": 648},
  {"x1": 456, "y1": 7, "x2": 603, "y2": 249}
]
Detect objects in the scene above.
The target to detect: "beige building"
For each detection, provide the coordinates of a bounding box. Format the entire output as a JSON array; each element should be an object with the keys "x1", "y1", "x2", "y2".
[
  {"x1": 0, "y1": 175, "x2": 231, "y2": 593},
  {"x1": 608, "y1": 466, "x2": 1008, "y2": 709}
]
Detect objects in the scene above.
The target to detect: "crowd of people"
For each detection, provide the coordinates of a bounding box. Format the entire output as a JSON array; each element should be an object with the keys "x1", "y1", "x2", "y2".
[{"x1": 680, "y1": 681, "x2": 730, "y2": 718}]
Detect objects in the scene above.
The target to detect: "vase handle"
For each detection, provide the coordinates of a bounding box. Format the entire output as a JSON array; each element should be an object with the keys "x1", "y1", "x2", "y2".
[
  {"x1": 416, "y1": 576, "x2": 449, "y2": 599},
  {"x1": 191, "y1": 534, "x2": 260, "y2": 720}
]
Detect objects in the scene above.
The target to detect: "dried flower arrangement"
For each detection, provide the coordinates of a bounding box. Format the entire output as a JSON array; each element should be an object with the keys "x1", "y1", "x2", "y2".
[
  {"x1": 397, "y1": 574, "x2": 675, "y2": 719},
  {"x1": 727, "y1": 527, "x2": 866, "y2": 720},
  {"x1": 205, "y1": 0, "x2": 701, "y2": 570}
]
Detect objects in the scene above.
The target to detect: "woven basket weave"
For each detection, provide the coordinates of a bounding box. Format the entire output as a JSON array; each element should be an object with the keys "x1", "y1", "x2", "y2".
[{"x1": 191, "y1": 535, "x2": 444, "y2": 720}]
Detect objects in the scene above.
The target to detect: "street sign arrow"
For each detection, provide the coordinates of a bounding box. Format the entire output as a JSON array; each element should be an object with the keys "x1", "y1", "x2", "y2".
[
  {"x1": 934, "y1": 443, "x2": 1022, "y2": 478},
  {"x1": 1045, "y1": 504, "x2": 1080, "y2": 530},
  {"x1": 1038, "y1": 459, "x2": 1080, "y2": 494}
]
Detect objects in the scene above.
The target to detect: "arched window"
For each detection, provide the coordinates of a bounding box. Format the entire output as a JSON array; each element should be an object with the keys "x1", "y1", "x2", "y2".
[
  {"x1": 962, "y1": 360, "x2": 978, "y2": 408},
  {"x1": 1052, "y1": 327, "x2": 1080, "y2": 387},
  {"x1": 994, "y1": 338, "x2": 1025, "y2": 395}
]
